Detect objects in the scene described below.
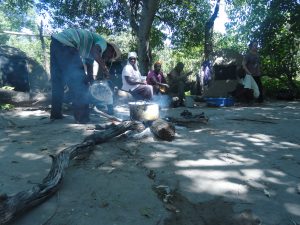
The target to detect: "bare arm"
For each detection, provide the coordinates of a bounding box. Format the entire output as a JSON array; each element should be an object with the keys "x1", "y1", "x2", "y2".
[{"x1": 91, "y1": 45, "x2": 110, "y2": 79}]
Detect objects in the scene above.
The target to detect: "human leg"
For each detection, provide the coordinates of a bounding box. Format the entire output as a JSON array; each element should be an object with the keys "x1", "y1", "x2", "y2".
[
  {"x1": 178, "y1": 81, "x2": 185, "y2": 106},
  {"x1": 130, "y1": 85, "x2": 153, "y2": 101},
  {"x1": 52, "y1": 40, "x2": 89, "y2": 123},
  {"x1": 50, "y1": 38, "x2": 65, "y2": 119},
  {"x1": 253, "y1": 76, "x2": 264, "y2": 102}
]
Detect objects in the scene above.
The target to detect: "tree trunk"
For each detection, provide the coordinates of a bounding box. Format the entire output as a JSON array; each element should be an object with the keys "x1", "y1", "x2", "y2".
[
  {"x1": 38, "y1": 20, "x2": 50, "y2": 79},
  {"x1": 204, "y1": 0, "x2": 220, "y2": 61},
  {"x1": 120, "y1": 0, "x2": 159, "y2": 76},
  {"x1": 136, "y1": 0, "x2": 159, "y2": 76}
]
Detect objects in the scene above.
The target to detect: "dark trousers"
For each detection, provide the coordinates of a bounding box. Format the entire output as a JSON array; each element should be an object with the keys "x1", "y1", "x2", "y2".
[
  {"x1": 130, "y1": 85, "x2": 153, "y2": 101},
  {"x1": 50, "y1": 37, "x2": 89, "y2": 122},
  {"x1": 253, "y1": 76, "x2": 264, "y2": 102},
  {"x1": 232, "y1": 84, "x2": 254, "y2": 103},
  {"x1": 169, "y1": 80, "x2": 188, "y2": 104}
]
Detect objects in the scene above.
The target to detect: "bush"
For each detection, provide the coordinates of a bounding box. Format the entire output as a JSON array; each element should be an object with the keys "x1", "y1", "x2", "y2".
[{"x1": 263, "y1": 76, "x2": 300, "y2": 99}]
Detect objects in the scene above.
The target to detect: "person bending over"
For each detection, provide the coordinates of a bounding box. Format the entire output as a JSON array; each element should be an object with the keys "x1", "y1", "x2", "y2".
[{"x1": 50, "y1": 28, "x2": 121, "y2": 123}]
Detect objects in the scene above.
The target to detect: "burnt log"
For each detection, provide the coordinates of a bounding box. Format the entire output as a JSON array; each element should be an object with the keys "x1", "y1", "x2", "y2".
[
  {"x1": 0, "y1": 120, "x2": 144, "y2": 225},
  {"x1": 150, "y1": 119, "x2": 175, "y2": 141}
]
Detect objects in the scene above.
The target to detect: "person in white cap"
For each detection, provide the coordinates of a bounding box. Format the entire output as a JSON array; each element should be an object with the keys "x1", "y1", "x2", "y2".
[
  {"x1": 50, "y1": 28, "x2": 121, "y2": 123},
  {"x1": 121, "y1": 52, "x2": 153, "y2": 100}
]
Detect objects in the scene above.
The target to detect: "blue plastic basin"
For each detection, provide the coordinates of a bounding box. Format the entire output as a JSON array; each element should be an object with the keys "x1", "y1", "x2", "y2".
[{"x1": 205, "y1": 97, "x2": 234, "y2": 107}]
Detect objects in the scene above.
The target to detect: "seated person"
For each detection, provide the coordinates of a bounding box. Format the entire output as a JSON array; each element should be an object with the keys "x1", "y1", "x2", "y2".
[
  {"x1": 121, "y1": 52, "x2": 153, "y2": 100},
  {"x1": 146, "y1": 61, "x2": 169, "y2": 95},
  {"x1": 231, "y1": 67, "x2": 260, "y2": 103},
  {"x1": 167, "y1": 62, "x2": 192, "y2": 106}
]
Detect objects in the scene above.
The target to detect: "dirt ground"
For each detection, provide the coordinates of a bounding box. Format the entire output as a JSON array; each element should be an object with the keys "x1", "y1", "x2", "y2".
[{"x1": 0, "y1": 100, "x2": 300, "y2": 225}]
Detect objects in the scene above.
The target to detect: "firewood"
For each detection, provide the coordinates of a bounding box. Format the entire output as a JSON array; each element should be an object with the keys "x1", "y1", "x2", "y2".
[
  {"x1": 0, "y1": 120, "x2": 144, "y2": 225},
  {"x1": 150, "y1": 119, "x2": 175, "y2": 141}
]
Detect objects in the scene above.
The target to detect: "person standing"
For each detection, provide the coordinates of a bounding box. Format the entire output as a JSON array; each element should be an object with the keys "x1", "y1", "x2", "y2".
[
  {"x1": 146, "y1": 61, "x2": 169, "y2": 95},
  {"x1": 121, "y1": 52, "x2": 153, "y2": 100},
  {"x1": 242, "y1": 41, "x2": 264, "y2": 103},
  {"x1": 50, "y1": 28, "x2": 121, "y2": 123}
]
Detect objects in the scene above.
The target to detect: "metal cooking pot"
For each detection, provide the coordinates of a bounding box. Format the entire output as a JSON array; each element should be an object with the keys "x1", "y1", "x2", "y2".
[{"x1": 129, "y1": 101, "x2": 159, "y2": 121}]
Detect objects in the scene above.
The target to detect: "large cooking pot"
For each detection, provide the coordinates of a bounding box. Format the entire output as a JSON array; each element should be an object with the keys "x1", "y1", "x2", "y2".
[{"x1": 129, "y1": 101, "x2": 159, "y2": 121}]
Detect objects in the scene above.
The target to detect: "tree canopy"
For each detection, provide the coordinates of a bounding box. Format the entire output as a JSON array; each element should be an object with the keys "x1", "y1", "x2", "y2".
[{"x1": 1, "y1": 0, "x2": 299, "y2": 91}]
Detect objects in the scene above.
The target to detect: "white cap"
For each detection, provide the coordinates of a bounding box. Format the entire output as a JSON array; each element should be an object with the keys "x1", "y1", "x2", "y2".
[{"x1": 128, "y1": 52, "x2": 137, "y2": 59}]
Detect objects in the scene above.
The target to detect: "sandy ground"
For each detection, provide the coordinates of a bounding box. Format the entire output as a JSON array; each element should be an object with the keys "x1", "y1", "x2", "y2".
[{"x1": 1, "y1": 100, "x2": 300, "y2": 225}]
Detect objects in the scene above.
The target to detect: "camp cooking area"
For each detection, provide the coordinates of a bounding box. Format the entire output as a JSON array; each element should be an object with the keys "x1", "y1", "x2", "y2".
[{"x1": 0, "y1": 96, "x2": 300, "y2": 225}]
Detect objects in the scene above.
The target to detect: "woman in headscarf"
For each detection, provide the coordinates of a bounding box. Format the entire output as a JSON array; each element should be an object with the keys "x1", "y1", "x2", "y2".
[{"x1": 121, "y1": 52, "x2": 153, "y2": 100}]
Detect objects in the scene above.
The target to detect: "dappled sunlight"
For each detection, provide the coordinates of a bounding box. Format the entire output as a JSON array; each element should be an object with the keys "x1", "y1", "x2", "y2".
[
  {"x1": 284, "y1": 203, "x2": 300, "y2": 216},
  {"x1": 279, "y1": 142, "x2": 300, "y2": 148},
  {"x1": 144, "y1": 160, "x2": 166, "y2": 168},
  {"x1": 176, "y1": 169, "x2": 248, "y2": 197},
  {"x1": 149, "y1": 150, "x2": 178, "y2": 159},
  {"x1": 144, "y1": 150, "x2": 179, "y2": 168},
  {"x1": 266, "y1": 169, "x2": 285, "y2": 177},
  {"x1": 14, "y1": 110, "x2": 47, "y2": 118},
  {"x1": 15, "y1": 151, "x2": 45, "y2": 160},
  {"x1": 174, "y1": 156, "x2": 258, "y2": 167}
]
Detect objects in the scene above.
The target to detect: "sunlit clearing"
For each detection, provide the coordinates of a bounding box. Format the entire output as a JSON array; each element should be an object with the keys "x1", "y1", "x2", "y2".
[
  {"x1": 175, "y1": 157, "x2": 257, "y2": 167},
  {"x1": 284, "y1": 203, "x2": 300, "y2": 216},
  {"x1": 176, "y1": 169, "x2": 248, "y2": 196},
  {"x1": 10, "y1": 130, "x2": 31, "y2": 136},
  {"x1": 15, "y1": 152, "x2": 44, "y2": 160},
  {"x1": 266, "y1": 169, "x2": 285, "y2": 177},
  {"x1": 223, "y1": 141, "x2": 246, "y2": 147},
  {"x1": 17, "y1": 110, "x2": 46, "y2": 118},
  {"x1": 150, "y1": 151, "x2": 177, "y2": 159},
  {"x1": 143, "y1": 161, "x2": 166, "y2": 168},
  {"x1": 240, "y1": 169, "x2": 264, "y2": 180},
  {"x1": 279, "y1": 142, "x2": 299, "y2": 148}
]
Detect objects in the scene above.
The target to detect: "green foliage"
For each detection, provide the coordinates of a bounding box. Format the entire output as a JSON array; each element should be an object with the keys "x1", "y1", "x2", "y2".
[
  {"x1": 37, "y1": 0, "x2": 210, "y2": 49},
  {"x1": 7, "y1": 35, "x2": 51, "y2": 65},
  {"x1": 0, "y1": 103, "x2": 15, "y2": 110},
  {"x1": 226, "y1": 0, "x2": 300, "y2": 87},
  {"x1": 1, "y1": 86, "x2": 15, "y2": 90},
  {"x1": 263, "y1": 76, "x2": 300, "y2": 98}
]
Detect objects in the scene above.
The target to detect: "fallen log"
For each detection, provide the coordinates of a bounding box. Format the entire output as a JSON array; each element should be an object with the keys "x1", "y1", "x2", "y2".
[
  {"x1": 150, "y1": 119, "x2": 176, "y2": 141},
  {"x1": 0, "y1": 120, "x2": 143, "y2": 225}
]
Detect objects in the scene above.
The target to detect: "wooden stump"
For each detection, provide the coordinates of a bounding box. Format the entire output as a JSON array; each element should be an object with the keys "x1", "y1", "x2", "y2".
[{"x1": 150, "y1": 119, "x2": 176, "y2": 141}]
